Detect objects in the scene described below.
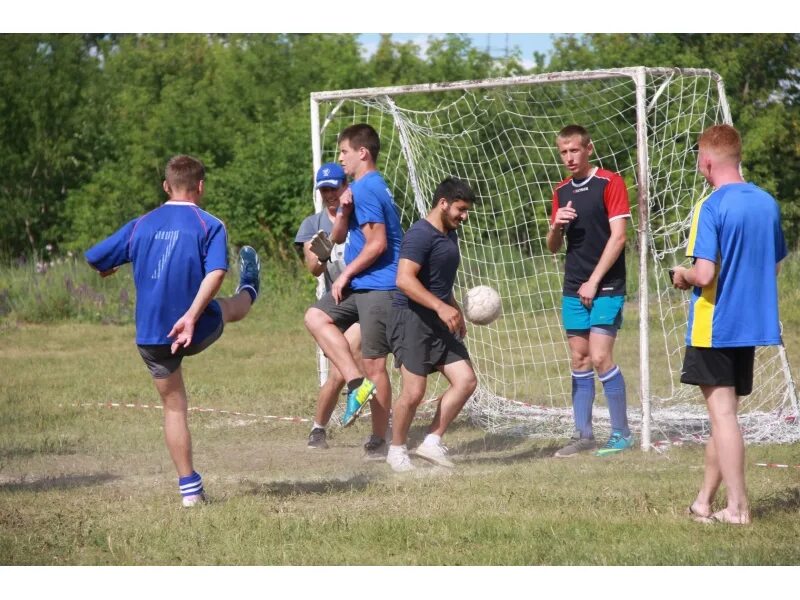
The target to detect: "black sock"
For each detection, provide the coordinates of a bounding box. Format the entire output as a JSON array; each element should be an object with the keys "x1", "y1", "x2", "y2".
[{"x1": 347, "y1": 377, "x2": 364, "y2": 393}]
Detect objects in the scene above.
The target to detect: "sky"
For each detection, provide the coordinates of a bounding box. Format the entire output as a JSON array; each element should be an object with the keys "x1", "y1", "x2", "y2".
[{"x1": 358, "y1": 33, "x2": 558, "y2": 68}]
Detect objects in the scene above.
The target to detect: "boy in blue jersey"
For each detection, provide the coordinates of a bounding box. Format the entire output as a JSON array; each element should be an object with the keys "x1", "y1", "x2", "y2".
[
  {"x1": 85, "y1": 155, "x2": 261, "y2": 507},
  {"x1": 672, "y1": 125, "x2": 787, "y2": 525},
  {"x1": 304, "y1": 124, "x2": 403, "y2": 460},
  {"x1": 295, "y1": 163, "x2": 362, "y2": 450},
  {"x1": 386, "y1": 178, "x2": 478, "y2": 472},
  {"x1": 546, "y1": 125, "x2": 633, "y2": 458}
]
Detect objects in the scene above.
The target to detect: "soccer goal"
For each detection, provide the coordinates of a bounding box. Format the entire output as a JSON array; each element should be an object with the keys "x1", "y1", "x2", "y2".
[{"x1": 309, "y1": 67, "x2": 800, "y2": 449}]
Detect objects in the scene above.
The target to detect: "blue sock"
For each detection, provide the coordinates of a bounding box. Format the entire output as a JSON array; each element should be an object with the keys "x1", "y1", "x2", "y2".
[
  {"x1": 600, "y1": 365, "x2": 630, "y2": 437},
  {"x1": 178, "y1": 471, "x2": 203, "y2": 498},
  {"x1": 571, "y1": 369, "x2": 595, "y2": 439}
]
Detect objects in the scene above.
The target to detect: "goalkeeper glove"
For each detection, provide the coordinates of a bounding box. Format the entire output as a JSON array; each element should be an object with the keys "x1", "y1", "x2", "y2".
[{"x1": 309, "y1": 229, "x2": 334, "y2": 263}]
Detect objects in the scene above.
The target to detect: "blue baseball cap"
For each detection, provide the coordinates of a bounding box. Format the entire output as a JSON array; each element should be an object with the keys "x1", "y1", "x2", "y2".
[{"x1": 315, "y1": 163, "x2": 346, "y2": 189}]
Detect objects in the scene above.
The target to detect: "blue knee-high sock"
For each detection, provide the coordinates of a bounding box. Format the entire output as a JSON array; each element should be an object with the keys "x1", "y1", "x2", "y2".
[
  {"x1": 599, "y1": 365, "x2": 630, "y2": 437},
  {"x1": 571, "y1": 369, "x2": 595, "y2": 439},
  {"x1": 179, "y1": 471, "x2": 203, "y2": 498}
]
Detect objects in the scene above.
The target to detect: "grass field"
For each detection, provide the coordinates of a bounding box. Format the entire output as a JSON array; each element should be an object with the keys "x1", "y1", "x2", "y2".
[{"x1": 2, "y1": 285, "x2": 800, "y2": 568}]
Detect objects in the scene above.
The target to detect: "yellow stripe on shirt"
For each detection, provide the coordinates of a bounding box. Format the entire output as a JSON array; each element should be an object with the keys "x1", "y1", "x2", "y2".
[
  {"x1": 686, "y1": 193, "x2": 712, "y2": 257},
  {"x1": 690, "y1": 274, "x2": 717, "y2": 347}
]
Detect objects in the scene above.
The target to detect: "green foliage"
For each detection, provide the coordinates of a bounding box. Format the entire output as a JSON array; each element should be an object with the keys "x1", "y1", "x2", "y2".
[
  {"x1": 548, "y1": 34, "x2": 800, "y2": 242},
  {"x1": 1, "y1": 33, "x2": 798, "y2": 258}
]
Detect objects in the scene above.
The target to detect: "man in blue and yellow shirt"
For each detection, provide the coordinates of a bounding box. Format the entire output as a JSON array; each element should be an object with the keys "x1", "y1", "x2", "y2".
[{"x1": 672, "y1": 124, "x2": 787, "y2": 525}]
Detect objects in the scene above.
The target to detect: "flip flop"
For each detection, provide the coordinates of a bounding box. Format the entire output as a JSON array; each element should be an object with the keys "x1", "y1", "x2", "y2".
[
  {"x1": 707, "y1": 510, "x2": 751, "y2": 525},
  {"x1": 686, "y1": 504, "x2": 712, "y2": 522}
]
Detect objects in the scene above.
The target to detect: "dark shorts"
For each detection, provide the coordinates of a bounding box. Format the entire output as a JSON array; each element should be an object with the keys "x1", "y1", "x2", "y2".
[
  {"x1": 313, "y1": 289, "x2": 393, "y2": 358},
  {"x1": 389, "y1": 307, "x2": 471, "y2": 376},
  {"x1": 137, "y1": 317, "x2": 224, "y2": 379},
  {"x1": 680, "y1": 346, "x2": 755, "y2": 396}
]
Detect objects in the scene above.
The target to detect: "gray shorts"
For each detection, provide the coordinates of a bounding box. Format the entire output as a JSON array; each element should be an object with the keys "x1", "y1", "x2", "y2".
[
  {"x1": 314, "y1": 289, "x2": 393, "y2": 358},
  {"x1": 137, "y1": 320, "x2": 224, "y2": 379},
  {"x1": 388, "y1": 307, "x2": 470, "y2": 376}
]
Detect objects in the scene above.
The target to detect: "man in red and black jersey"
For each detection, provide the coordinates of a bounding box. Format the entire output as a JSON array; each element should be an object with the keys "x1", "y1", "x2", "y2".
[{"x1": 546, "y1": 125, "x2": 633, "y2": 458}]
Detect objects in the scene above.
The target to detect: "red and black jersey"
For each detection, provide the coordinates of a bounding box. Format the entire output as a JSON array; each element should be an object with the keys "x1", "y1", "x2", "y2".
[{"x1": 550, "y1": 167, "x2": 631, "y2": 297}]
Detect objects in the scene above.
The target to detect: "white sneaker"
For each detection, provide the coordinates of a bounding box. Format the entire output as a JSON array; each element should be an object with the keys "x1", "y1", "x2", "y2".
[
  {"x1": 412, "y1": 442, "x2": 454, "y2": 468},
  {"x1": 386, "y1": 446, "x2": 415, "y2": 473},
  {"x1": 182, "y1": 493, "x2": 206, "y2": 508}
]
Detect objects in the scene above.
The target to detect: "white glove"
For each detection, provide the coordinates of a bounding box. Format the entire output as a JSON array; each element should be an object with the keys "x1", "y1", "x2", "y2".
[{"x1": 309, "y1": 229, "x2": 334, "y2": 263}]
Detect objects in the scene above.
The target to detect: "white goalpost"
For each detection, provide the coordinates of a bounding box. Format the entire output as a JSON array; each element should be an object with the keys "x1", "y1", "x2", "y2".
[{"x1": 309, "y1": 66, "x2": 800, "y2": 449}]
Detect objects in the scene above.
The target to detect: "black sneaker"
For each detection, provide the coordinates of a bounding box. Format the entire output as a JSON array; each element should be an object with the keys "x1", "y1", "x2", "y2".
[
  {"x1": 236, "y1": 245, "x2": 261, "y2": 300},
  {"x1": 363, "y1": 435, "x2": 386, "y2": 462},
  {"x1": 307, "y1": 427, "x2": 328, "y2": 450}
]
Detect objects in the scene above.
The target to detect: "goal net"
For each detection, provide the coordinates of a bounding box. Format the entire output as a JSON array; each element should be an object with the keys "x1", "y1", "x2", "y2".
[{"x1": 309, "y1": 67, "x2": 799, "y2": 447}]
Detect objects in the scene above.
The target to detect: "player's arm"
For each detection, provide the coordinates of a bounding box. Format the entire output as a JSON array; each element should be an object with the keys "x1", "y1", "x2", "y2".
[
  {"x1": 672, "y1": 258, "x2": 716, "y2": 290},
  {"x1": 167, "y1": 269, "x2": 226, "y2": 353},
  {"x1": 396, "y1": 258, "x2": 463, "y2": 334},
  {"x1": 331, "y1": 221, "x2": 386, "y2": 302},
  {"x1": 547, "y1": 196, "x2": 575, "y2": 254},
  {"x1": 302, "y1": 241, "x2": 326, "y2": 277},
  {"x1": 576, "y1": 217, "x2": 627, "y2": 305},
  {"x1": 330, "y1": 187, "x2": 352, "y2": 244},
  {"x1": 85, "y1": 219, "x2": 136, "y2": 276}
]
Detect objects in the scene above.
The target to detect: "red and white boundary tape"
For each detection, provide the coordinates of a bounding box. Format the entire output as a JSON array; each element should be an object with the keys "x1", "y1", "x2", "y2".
[
  {"x1": 755, "y1": 463, "x2": 800, "y2": 469},
  {"x1": 68, "y1": 402, "x2": 312, "y2": 424}
]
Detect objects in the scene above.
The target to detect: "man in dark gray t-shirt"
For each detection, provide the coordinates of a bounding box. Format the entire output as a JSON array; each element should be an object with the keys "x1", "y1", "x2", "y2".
[{"x1": 386, "y1": 177, "x2": 478, "y2": 472}]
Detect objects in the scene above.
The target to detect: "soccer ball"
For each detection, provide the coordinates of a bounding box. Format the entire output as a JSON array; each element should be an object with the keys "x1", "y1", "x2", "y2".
[{"x1": 463, "y1": 285, "x2": 502, "y2": 325}]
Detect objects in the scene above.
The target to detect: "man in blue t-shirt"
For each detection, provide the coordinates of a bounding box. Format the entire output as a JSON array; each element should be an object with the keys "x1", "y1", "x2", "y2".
[
  {"x1": 304, "y1": 124, "x2": 403, "y2": 460},
  {"x1": 295, "y1": 163, "x2": 362, "y2": 450},
  {"x1": 385, "y1": 178, "x2": 477, "y2": 472},
  {"x1": 672, "y1": 125, "x2": 788, "y2": 525},
  {"x1": 85, "y1": 155, "x2": 261, "y2": 508}
]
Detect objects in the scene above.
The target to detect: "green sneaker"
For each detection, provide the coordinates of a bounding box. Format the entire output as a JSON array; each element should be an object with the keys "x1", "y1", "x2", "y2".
[
  {"x1": 236, "y1": 245, "x2": 260, "y2": 301},
  {"x1": 341, "y1": 378, "x2": 376, "y2": 427},
  {"x1": 594, "y1": 432, "x2": 634, "y2": 456}
]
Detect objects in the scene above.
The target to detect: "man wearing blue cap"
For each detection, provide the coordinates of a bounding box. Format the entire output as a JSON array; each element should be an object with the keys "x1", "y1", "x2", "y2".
[{"x1": 295, "y1": 163, "x2": 362, "y2": 449}]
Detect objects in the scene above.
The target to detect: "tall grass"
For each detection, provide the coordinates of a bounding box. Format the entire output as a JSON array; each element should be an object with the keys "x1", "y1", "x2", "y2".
[{"x1": 0, "y1": 249, "x2": 313, "y2": 326}]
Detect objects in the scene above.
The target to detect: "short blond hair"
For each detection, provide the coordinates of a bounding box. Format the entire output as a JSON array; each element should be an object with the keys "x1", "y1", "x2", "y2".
[
  {"x1": 698, "y1": 124, "x2": 741, "y2": 164},
  {"x1": 557, "y1": 124, "x2": 591, "y2": 147}
]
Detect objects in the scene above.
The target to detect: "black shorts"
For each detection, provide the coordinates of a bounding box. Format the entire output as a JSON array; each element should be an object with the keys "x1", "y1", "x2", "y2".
[
  {"x1": 313, "y1": 289, "x2": 393, "y2": 358},
  {"x1": 137, "y1": 318, "x2": 224, "y2": 379},
  {"x1": 389, "y1": 307, "x2": 471, "y2": 376},
  {"x1": 680, "y1": 346, "x2": 755, "y2": 396}
]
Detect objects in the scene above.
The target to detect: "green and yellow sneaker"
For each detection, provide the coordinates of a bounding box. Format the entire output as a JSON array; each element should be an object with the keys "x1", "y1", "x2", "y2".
[{"x1": 341, "y1": 378, "x2": 376, "y2": 427}]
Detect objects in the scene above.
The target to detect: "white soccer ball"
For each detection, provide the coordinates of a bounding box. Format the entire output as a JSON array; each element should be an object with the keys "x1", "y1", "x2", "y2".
[{"x1": 463, "y1": 285, "x2": 502, "y2": 325}]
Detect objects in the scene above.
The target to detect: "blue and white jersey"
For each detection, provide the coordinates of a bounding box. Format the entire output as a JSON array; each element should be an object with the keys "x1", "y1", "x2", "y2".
[
  {"x1": 685, "y1": 182, "x2": 787, "y2": 348},
  {"x1": 85, "y1": 201, "x2": 228, "y2": 345},
  {"x1": 344, "y1": 171, "x2": 403, "y2": 291}
]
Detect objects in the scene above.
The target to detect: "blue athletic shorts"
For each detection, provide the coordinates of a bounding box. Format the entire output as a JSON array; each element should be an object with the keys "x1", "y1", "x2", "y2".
[{"x1": 562, "y1": 295, "x2": 624, "y2": 334}]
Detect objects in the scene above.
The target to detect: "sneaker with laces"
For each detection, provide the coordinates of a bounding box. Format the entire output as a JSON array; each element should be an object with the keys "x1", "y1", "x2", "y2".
[
  {"x1": 341, "y1": 378, "x2": 377, "y2": 427},
  {"x1": 182, "y1": 493, "x2": 206, "y2": 508},
  {"x1": 386, "y1": 445, "x2": 415, "y2": 472},
  {"x1": 363, "y1": 435, "x2": 387, "y2": 462},
  {"x1": 594, "y1": 432, "x2": 634, "y2": 456},
  {"x1": 412, "y1": 442, "x2": 454, "y2": 468},
  {"x1": 236, "y1": 245, "x2": 261, "y2": 300},
  {"x1": 554, "y1": 431, "x2": 597, "y2": 458},
  {"x1": 307, "y1": 427, "x2": 328, "y2": 449}
]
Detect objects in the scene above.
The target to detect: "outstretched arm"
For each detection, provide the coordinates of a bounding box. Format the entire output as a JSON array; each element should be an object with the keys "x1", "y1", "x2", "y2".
[{"x1": 167, "y1": 269, "x2": 226, "y2": 354}]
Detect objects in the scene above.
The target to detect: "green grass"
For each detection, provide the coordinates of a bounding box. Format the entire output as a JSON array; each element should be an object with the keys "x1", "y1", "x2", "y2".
[{"x1": 2, "y1": 293, "x2": 799, "y2": 565}]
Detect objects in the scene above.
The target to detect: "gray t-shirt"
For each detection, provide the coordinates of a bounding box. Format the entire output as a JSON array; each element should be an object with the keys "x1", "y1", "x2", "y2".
[{"x1": 295, "y1": 210, "x2": 346, "y2": 291}]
